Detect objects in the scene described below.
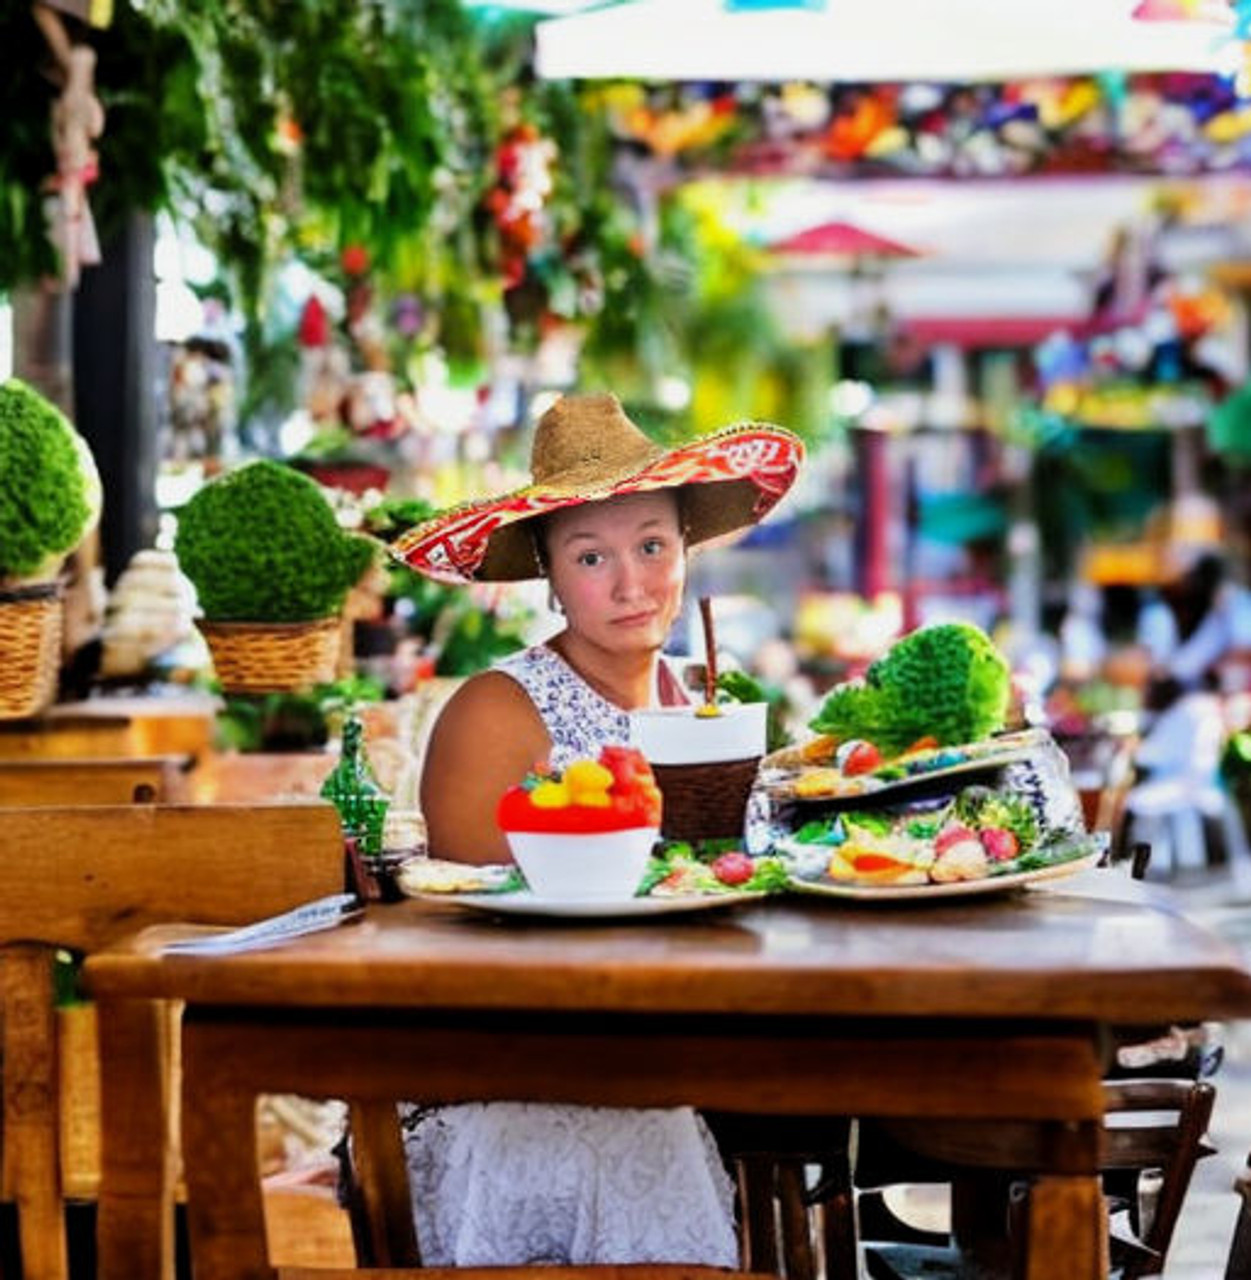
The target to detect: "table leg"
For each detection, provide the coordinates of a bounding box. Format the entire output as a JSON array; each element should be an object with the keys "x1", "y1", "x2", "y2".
[
  {"x1": 96, "y1": 997, "x2": 177, "y2": 1280},
  {"x1": 3, "y1": 945, "x2": 69, "y2": 1280},
  {"x1": 180, "y1": 1013, "x2": 272, "y2": 1280},
  {"x1": 348, "y1": 1099, "x2": 420, "y2": 1265},
  {"x1": 1023, "y1": 1174, "x2": 1107, "y2": 1280}
]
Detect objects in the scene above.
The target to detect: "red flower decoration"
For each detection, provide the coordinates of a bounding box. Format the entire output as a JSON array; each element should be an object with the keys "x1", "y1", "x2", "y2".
[
  {"x1": 298, "y1": 295, "x2": 329, "y2": 348},
  {"x1": 340, "y1": 244, "x2": 371, "y2": 277}
]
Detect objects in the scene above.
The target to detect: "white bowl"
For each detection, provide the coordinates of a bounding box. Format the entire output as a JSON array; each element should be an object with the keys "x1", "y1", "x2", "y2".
[
  {"x1": 506, "y1": 827, "x2": 659, "y2": 900},
  {"x1": 628, "y1": 702, "x2": 767, "y2": 765}
]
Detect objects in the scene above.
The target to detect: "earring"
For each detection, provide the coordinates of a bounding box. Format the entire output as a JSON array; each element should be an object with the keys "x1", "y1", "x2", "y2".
[{"x1": 547, "y1": 584, "x2": 564, "y2": 615}]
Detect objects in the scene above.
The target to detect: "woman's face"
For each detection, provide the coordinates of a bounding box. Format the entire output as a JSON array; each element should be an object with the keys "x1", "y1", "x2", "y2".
[{"x1": 544, "y1": 490, "x2": 685, "y2": 655}]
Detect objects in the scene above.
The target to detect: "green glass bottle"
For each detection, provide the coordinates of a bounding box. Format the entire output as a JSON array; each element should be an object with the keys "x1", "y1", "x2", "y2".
[{"x1": 320, "y1": 713, "x2": 390, "y2": 863}]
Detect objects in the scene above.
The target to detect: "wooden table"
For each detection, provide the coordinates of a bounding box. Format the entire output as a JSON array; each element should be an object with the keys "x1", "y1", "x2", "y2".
[{"x1": 84, "y1": 875, "x2": 1251, "y2": 1280}]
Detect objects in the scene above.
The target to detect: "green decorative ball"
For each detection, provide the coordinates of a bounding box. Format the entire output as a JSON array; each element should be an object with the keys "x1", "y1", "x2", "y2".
[
  {"x1": 0, "y1": 379, "x2": 101, "y2": 583},
  {"x1": 175, "y1": 459, "x2": 378, "y2": 622}
]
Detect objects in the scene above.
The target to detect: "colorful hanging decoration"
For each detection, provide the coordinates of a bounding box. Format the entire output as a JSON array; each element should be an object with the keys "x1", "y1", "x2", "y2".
[
  {"x1": 32, "y1": 4, "x2": 104, "y2": 288},
  {"x1": 485, "y1": 122, "x2": 558, "y2": 290},
  {"x1": 593, "y1": 70, "x2": 1251, "y2": 179}
]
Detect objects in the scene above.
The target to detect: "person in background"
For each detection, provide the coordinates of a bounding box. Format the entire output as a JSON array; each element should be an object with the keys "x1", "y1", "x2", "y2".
[
  {"x1": 388, "y1": 392, "x2": 804, "y2": 1266},
  {"x1": 1138, "y1": 549, "x2": 1251, "y2": 709},
  {"x1": 1122, "y1": 547, "x2": 1251, "y2": 868}
]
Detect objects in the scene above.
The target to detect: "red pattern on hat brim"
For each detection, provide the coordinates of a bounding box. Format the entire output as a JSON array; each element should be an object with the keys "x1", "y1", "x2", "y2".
[{"x1": 393, "y1": 425, "x2": 802, "y2": 585}]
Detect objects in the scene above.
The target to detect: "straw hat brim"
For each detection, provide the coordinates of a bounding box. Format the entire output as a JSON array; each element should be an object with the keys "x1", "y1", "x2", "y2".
[{"x1": 392, "y1": 422, "x2": 804, "y2": 585}]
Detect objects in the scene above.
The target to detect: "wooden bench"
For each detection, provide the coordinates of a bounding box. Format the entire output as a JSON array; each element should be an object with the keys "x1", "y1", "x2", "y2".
[
  {"x1": 0, "y1": 755, "x2": 192, "y2": 805},
  {"x1": 0, "y1": 696, "x2": 216, "y2": 762},
  {"x1": 0, "y1": 801, "x2": 345, "y2": 1280}
]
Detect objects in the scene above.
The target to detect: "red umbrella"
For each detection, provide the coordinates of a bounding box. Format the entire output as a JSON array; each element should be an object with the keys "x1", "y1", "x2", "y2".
[{"x1": 768, "y1": 220, "x2": 921, "y2": 260}]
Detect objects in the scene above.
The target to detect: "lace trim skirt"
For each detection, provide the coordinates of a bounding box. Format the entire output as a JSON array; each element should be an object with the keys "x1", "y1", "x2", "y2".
[{"x1": 400, "y1": 1102, "x2": 739, "y2": 1267}]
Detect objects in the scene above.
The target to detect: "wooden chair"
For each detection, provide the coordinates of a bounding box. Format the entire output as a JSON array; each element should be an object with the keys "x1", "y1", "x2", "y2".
[
  {"x1": 702, "y1": 1114, "x2": 856, "y2": 1280},
  {"x1": 0, "y1": 754, "x2": 192, "y2": 805},
  {"x1": 855, "y1": 1077, "x2": 1217, "y2": 1279},
  {"x1": 0, "y1": 801, "x2": 346, "y2": 1280}
]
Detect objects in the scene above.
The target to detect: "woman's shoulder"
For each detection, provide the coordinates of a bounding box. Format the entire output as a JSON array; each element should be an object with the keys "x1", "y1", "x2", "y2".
[
  {"x1": 425, "y1": 668, "x2": 548, "y2": 773},
  {"x1": 440, "y1": 667, "x2": 537, "y2": 719}
]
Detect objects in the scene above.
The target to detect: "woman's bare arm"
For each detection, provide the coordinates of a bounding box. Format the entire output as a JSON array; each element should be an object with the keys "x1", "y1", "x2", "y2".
[{"x1": 420, "y1": 671, "x2": 549, "y2": 864}]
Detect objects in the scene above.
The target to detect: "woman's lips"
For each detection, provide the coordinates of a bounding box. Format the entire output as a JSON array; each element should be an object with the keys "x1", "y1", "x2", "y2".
[{"x1": 613, "y1": 611, "x2": 657, "y2": 627}]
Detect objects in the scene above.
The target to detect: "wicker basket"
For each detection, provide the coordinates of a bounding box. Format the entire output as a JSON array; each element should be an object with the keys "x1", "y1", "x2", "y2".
[
  {"x1": 0, "y1": 581, "x2": 64, "y2": 720},
  {"x1": 650, "y1": 755, "x2": 761, "y2": 843},
  {"x1": 198, "y1": 617, "x2": 341, "y2": 695}
]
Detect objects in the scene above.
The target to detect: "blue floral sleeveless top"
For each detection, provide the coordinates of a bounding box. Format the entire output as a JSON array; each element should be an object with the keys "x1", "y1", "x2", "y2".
[{"x1": 493, "y1": 644, "x2": 685, "y2": 769}]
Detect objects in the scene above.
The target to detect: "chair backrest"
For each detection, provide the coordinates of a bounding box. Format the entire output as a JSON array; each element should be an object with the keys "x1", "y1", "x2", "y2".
[
  {"x1": 0, "y1": 801, "x2": 345, "y2": 953},
  {"x1": 0, "y1": 801, "x2": 346, "y2": 1280},
  {"x1": 0, "y1": 755, "x2": 191, "y2": 806},
  {"x1": 1101, "y1": 1077, "x2": 1217, "y2": 1280}
]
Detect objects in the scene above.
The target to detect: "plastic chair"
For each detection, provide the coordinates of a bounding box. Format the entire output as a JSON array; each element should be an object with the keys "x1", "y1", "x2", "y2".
[{"x1": 1118, "y1": 692, "x2": 1249, "y2": 873}]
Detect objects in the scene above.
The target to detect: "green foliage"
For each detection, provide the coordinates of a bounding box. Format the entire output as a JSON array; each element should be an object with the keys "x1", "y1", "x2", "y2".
[
  {"x1": 0, "y1": 379, "x2": 97, "y2": 581},
  {"x1": 0, "y1": 12, "x2": 60, "y2": 289},
  {"x1": 145, "y1": 0, "x2": 500, "y2": 312},
  {"x1": 809, "y1": 622, "x2": 1011, "y2": 755},
  {"x1": 214, "y1": 674, "x2": 384, "y2": 752},
  {"x1": 0, "y1": 4, "x2": 209, "y2": 289},
  {"x1": 434, "y1": 600, "x2": 527, "y2": 676},
  {"x1": 362, "y1": 495, "x2": 436, "y2": 542},
  {"x1": 1, "y1": 0, "x2": 504, "y2": 309},
  {"x1": 174, "y1": 459, "x2": 378, "y2": 621},
  {"x1": 383, "y1": 559, "x2": 528, "y2": 675}
]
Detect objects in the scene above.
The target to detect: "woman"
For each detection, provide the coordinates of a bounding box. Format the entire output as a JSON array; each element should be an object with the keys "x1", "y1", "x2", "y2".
[{"x1": 391, "y1": 392, "x2": 803, "y2": 1267}]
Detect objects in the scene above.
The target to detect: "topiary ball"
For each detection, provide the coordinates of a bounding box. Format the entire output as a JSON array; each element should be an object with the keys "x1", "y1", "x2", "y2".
[
  {"x1": 0, "y1": 379, "x2": 101, "y2": 583},
  {"x1": 174, "y1": 459, "x2": 379, "y2": 623}
]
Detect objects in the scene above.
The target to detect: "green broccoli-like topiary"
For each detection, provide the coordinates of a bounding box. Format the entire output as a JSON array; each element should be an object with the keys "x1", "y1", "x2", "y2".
[
  {"x1": 809, "y1": 621, "x2": 1011, "y2": 755},
  {"x1": 0, "y1": 378, "x2": 101, "y2": 583},
  {"x1": 175, "y1": 460, "x2": 379, "y2": 622}
]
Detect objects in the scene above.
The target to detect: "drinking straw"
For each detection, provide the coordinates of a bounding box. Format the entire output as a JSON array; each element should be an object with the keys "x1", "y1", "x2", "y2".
[{"x1": 699, "y1": 596, "x2": 718, "y2": 709}]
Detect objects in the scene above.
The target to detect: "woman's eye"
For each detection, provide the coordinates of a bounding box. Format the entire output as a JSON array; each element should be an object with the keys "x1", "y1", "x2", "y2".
[
  {"x1": 641, "y1": 538, "x2": 665, "y2": 557},
  {"x1": 577, "y1": 551, "x2": 604, "y2": 568}
]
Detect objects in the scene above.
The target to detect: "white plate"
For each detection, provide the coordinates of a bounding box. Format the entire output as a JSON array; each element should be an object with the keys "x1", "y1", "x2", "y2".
[
  {"x1": 416, "y1": 890, "x2": 764, "y2": 919},
  {"x1": 785, "y1": 847, "x2": 1103, "y2": 903}
]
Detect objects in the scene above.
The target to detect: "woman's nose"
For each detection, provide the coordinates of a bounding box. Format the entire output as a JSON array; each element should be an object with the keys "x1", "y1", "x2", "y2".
[{"x1": 612, "y1": 558, "x2": 645, "y2": 599}]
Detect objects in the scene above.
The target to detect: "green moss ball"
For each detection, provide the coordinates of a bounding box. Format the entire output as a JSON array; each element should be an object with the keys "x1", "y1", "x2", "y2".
[
  {"x1": 0, "y1": 379, "x2": 100, "y2": 582},
  {"x1": 175, "y1": 459, "x2": 378, "y2": 622}
]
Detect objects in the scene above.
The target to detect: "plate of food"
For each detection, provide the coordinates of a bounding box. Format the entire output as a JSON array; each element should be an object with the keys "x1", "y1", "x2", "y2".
[
  {"x1": 783, "y1": 844, "x2": 1103, "y2": 902},
  {"x1": 396, "y1": 857, "x2": 521, "y2": 897},
  {"x1": 763, "y1": 730, "x2": 1044, "y2": 805},
  {"x1": 774, "y1": 773, "x2": 1107, "y2": 902},
  {"x1": 400, "y1": 840, "x2": 786, "y2": 920}
]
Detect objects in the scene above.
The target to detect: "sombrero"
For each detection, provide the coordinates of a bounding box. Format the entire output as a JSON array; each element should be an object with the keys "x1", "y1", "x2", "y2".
[{"x1": 392, "y1": 393, "x2": 805, "y2": 585}]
